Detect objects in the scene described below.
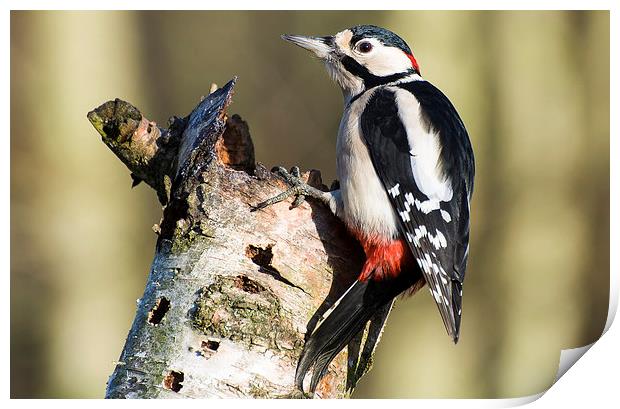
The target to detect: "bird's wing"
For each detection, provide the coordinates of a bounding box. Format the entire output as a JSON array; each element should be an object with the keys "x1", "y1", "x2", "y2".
[{"x1": 359, "y1": 81, "x2": 474, "y2": 342}]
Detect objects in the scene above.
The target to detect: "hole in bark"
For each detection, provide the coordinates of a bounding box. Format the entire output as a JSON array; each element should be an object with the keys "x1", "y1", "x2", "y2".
[
  {"x1": 216, "y1": 114, "x2": 256, "y2": 173},
  {"x1": 158, "y1": 199, "x2": 189, "y2": 241},
  {"x1": 234, "y1": 275, "x2": 266, "y2": 294},
  {"x1": 192, "y1": 339, "x2": 220, "y2": 359},
  {"x1": 148, "y1": 297, "x2": 170, "y2": 325},
  {"x1": 246, "y1": 244, "x2": 273, "y2": 267},
  {"x1": 202, "y1": 339, "x2": 220, "y2": 351},
  {"x1": 163, "y1": 370, "x2": 184, "y2": 392},
  {"x1": 245, "y1": 244, "x2": 307, "y2": 293}
]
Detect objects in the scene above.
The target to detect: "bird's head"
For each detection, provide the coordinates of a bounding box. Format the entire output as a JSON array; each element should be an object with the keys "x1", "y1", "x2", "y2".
[{"x1": 282, "y1": 25, "x2": 421, "y2": 101}]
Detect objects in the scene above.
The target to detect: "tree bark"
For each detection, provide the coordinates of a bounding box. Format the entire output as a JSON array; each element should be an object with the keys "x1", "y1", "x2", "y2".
[{"x1": 87, "y1": 78, "x2": 392, "y2": 399}]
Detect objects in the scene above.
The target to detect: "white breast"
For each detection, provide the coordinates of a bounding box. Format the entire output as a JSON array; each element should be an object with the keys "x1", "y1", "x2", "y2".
[{"x1": 336, "y1": 89, "x2": 400, "y2": 240}]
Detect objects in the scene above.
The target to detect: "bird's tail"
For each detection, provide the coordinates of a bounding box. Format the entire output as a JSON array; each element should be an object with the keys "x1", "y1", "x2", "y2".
[{"x1": 295, "y1": 272, "x2": 416, "y2": 393}]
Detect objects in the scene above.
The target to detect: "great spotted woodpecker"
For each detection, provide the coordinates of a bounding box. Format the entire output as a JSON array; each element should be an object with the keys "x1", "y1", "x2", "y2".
[{"x1": 254, "y1": 25, "x2": 475, "y2": 394}]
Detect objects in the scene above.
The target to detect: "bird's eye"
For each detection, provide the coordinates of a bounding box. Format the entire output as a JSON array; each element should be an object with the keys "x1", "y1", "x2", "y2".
[{"x1": 357, "y1": 41, "x2": 373, "y2": 53}]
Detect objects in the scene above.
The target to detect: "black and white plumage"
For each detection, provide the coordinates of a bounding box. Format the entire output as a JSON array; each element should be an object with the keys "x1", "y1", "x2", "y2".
[
  {"x1": 360, "y1": 80, "x2": 474, "y2": 342},
  {"x1": 270, "y1": 25, "x2": 475, "y2": 393}
]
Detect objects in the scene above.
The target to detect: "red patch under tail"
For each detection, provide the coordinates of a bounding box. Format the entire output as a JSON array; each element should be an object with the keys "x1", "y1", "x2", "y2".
[{"x1": 352, "y1": 230, "x2": 414, "y2": 281}]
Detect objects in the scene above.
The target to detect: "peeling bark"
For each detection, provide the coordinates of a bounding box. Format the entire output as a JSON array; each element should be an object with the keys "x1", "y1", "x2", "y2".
[{"x1": 88, "y1": 78, "x2": 392, "y2": 399}]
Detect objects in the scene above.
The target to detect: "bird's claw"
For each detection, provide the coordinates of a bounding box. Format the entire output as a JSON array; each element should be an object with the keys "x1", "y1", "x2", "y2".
[
  {"x1": 251, "y1": 166, "x2": 310, "y2": 212},
  {"x1": 290, "y1": 194, "x2": 306, "y2": 209},
  {"x1": 272, "y1": 166, "x2": 301, "y2": 184}
]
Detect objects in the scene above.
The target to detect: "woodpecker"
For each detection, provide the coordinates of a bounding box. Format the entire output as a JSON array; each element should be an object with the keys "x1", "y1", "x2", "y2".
[{"x1": 254, "y1": 25, "x2": 475, "y2": 394}]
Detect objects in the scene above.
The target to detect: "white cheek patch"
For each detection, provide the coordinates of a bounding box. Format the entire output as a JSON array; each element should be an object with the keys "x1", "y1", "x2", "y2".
[
  {"x1": 360, "y1": 43, "x2": 413, "y2": 77},
  {"x1": 335, "y1": 32, "x2": 413, "y2": 77}
]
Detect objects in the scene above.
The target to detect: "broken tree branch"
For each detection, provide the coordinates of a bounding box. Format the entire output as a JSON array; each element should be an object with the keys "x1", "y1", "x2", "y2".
[{"x1": 87, "y1": 78, "x2": 392, "y2": 399}]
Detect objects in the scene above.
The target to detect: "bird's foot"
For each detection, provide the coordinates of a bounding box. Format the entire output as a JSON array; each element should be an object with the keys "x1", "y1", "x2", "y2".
[{"x1": 252, "y1": 166, "x2": 324, "y2": 211}]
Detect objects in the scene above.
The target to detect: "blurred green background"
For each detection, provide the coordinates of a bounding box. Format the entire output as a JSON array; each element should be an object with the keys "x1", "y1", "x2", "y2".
[{"x1": 10, "y1": 11, "x2": 609, "y2": 398}]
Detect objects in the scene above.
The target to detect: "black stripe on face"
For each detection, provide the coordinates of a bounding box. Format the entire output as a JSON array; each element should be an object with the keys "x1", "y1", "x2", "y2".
[
  {"x1": 341, "y1": 56, "x2": 413, "y2": 89},
  {"x1": 341, "y1": 55, "x2": 413, "y2": 103}
]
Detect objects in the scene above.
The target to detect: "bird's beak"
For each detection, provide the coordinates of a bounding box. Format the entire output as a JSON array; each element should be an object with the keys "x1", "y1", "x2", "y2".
[{"x1": 281, "y1": 34, "x2": 335, "y2": 59}]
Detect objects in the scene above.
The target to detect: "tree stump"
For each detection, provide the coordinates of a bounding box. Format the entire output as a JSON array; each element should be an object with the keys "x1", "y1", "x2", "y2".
[{"x1": 87, "y1": 78, "x2": 393, "y2": 398}]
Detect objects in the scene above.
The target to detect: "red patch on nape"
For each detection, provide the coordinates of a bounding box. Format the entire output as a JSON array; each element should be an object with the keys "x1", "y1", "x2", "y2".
[
  {"x1": 406, "y1": 53, "x2": 421, "y2": 74},
  {"x1": 352, "y1": 231, "x2": 414, "y2": 282}
]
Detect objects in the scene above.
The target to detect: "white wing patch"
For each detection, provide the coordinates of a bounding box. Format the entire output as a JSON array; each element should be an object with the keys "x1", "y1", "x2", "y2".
[{"x1": 392, "y1": 88, "x2": 453, "y2": 203}]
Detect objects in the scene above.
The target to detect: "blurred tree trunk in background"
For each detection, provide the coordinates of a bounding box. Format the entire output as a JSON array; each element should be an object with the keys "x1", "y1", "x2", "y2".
[
  {"x1": 11, "y1": 11, "x2": 158, "y2": 397},
  {"x1": 571, "y1": 11, "x2": 610, "y2": 347}
]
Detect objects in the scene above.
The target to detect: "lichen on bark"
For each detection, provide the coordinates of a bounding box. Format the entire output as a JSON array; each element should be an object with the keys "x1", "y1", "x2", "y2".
[{"x1": 191, "y1": 275, "x2": 304, "y2": 358}]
